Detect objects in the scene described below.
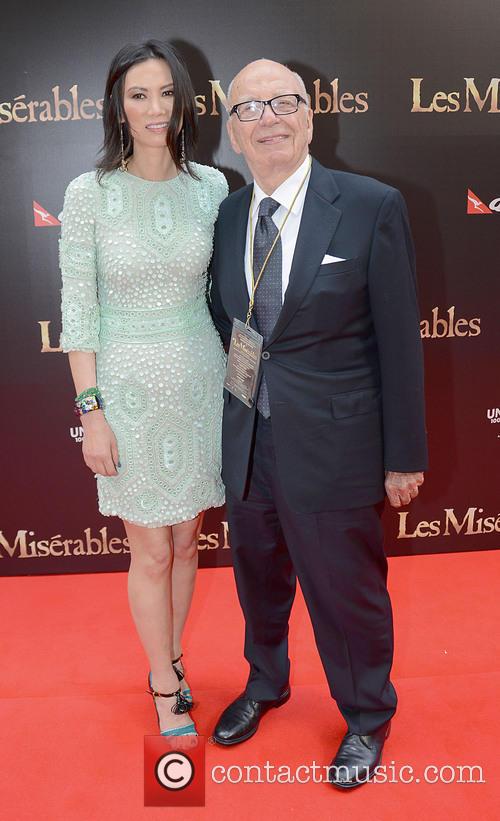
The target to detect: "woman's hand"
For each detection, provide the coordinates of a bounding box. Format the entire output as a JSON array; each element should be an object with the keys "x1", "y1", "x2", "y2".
[{"x1": 81, "y1": 410, "x2": 119, "y2": 476}]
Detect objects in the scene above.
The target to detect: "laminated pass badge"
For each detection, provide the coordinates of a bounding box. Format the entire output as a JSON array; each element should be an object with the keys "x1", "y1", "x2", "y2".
[{"x1": 224, "y1": 319, "x2": 263, "y2": 408}]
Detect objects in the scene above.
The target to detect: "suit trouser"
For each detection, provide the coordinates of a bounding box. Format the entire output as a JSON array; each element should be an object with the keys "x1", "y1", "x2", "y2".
[{"x1": 225, "y1": 413, "x2": 397, "y2": 735}]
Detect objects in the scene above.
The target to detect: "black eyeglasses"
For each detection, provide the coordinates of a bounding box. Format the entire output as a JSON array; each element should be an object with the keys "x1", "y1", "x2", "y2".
[{"x1": 229, "y1": 93, "x2": 307, "y2": 122}]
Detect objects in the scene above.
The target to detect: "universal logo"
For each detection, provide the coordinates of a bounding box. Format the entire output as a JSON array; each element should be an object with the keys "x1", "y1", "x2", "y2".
[
  {"x1": 487, "y1": 408, "x2": 500, "y2": 424},
  {"x1": 420, "y1": 306, "x2": 480, "y2": 339},
  {"x1": 70, "y1": 426, "x2": 83, "y2": 443},
  {"x1": 467, "y1": 189, "x2": 500, "y2": 215},
  {"x1": 2, "y1": 78, "x2": 368, "y2": 125},
  {"x1": 398, "y1": 507, "x2": 500, "y2": 539},
  {"x1": 411, "y1": 78, "x2": 500, "y2": 112}
]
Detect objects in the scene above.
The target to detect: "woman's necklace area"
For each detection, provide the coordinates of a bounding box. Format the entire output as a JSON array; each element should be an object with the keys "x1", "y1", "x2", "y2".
[{"x1": 124, "y1": 156, "x2": 179, "y2": 183}]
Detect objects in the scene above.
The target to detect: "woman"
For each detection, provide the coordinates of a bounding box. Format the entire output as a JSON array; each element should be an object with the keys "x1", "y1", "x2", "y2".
[{"x1": 59, "y1": 40, "x2": 228, "y2": 737}]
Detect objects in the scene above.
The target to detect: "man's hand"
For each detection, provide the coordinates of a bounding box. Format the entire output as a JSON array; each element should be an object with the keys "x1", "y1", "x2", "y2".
[{"x1": 384, "y1": 471, "x2": 424, "y2": 508}]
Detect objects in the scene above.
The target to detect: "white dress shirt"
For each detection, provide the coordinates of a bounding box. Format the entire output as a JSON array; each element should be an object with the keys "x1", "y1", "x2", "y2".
[{"x1": 244, "y1": 154, "x2": 312, "y2": 300}]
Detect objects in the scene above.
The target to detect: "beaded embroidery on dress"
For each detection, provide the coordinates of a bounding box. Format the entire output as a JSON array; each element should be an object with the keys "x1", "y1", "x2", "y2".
[{"x1": 59, "y1": 164, "x2": 228, "y2": 526}]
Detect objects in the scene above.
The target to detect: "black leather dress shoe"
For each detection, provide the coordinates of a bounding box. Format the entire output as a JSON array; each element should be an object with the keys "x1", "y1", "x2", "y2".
[
  {"x1": 212, "y1": 688, "x2": 291, "y2": 745},
  {"x1": 328, "y1": 720, "x2": 391, "y2": 789}
]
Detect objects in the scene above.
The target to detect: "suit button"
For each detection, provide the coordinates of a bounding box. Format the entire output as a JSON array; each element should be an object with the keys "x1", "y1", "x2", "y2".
[{"x1": 261, "y1": 351, "x2": 270, "y2": 360}]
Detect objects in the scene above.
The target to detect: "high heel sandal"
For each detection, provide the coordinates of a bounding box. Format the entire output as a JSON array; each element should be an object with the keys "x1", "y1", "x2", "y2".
[
  {"x1": 172, "y1": 653, "x2": 194, "y2": 707},
  {"x1": 147, "y1": 673, "x2": 197, "y2": 737}
]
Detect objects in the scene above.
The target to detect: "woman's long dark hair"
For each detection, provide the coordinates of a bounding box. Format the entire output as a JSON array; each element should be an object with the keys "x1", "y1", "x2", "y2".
[{"x1": 96, "y1": 39, "x2": 199, "y2": 181}]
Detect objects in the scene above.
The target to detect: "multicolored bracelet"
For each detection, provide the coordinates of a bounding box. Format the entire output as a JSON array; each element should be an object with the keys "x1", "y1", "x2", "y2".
[{"x1": 74, "y1": 387, "x2": 104, "y2": 416}]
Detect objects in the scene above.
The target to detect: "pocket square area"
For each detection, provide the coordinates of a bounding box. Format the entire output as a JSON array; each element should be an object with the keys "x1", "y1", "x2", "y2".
[{"x1": 321, "y1": 254, "x2": 346, "y2": 264}]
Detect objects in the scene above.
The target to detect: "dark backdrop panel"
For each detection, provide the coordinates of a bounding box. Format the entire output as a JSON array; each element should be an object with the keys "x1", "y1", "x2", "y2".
[{"x1": 1, "y1": 0, "x2": 499, "y2": 574}]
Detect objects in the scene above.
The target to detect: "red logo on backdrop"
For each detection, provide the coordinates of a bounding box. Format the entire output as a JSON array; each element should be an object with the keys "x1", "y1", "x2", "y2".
[
  {"x1": 33, "y1": 201, "x2": 61, "y2": 227},
  {"x1": 144, "y1": 735, "x2": 205, "y2": 807},
  {"x1": 466, "y1": 189, "x2": 492, "y2": 215}
]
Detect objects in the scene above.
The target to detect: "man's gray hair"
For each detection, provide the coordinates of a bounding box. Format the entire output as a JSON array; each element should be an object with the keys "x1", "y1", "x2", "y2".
[{"x1": 226, "y1": 63, "x2": 309, "y2": 110}]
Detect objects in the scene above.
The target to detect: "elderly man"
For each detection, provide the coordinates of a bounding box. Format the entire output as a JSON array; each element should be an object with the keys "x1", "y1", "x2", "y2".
[{"x1": 209, "y1": 59, "x2": 427, "y2": 789}]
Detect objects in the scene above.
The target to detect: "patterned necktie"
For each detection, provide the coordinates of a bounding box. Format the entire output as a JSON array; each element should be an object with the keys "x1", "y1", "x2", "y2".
[{"x1": 252, "y1": 196, "x2": 282, "y2": 418}]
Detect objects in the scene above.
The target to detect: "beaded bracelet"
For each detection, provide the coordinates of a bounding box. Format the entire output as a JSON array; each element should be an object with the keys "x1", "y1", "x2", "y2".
[
  {"x1": 75, "y1": 386, "x2": 102, "y2": 403},
  {"x1": 74, "y1": 386, "x2": 104, "y2": 416}
]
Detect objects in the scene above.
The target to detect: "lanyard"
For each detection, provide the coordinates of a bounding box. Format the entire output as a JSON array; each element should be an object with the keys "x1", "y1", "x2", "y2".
[{"x1": 246, "y1": 156, "x2": 312, "y2": 327}]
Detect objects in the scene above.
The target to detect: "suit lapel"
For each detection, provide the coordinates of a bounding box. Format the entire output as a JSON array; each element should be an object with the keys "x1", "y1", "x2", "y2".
[
  {"x1": 223, "y1": 184, "x2": 259, "y2": 331},
  {"x1": 268, "y1": 159, "x2": 342, "y2": 345}
]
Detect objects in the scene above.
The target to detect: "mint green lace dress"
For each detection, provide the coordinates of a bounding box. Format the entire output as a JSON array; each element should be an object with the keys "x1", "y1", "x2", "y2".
[{"x1": 59, "y1": 164, "x2": 228, "y2": 527}]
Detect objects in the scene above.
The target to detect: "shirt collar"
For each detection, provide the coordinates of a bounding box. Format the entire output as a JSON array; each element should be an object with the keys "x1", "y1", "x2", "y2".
[{"x1": 251, "y1": 154, "x2": 311, "y2": 218}]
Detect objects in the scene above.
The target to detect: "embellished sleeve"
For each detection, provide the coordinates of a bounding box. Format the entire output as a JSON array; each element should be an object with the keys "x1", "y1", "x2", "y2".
[
  {"x1": 213, "y1": 169, "x2": 229, "y2": 209},
  {"x1": 59, "y1": 174, "x2": 100, "y2": 352},
  {"x1": 201, "y1": 166, "x2": 229, "y2": 213}
]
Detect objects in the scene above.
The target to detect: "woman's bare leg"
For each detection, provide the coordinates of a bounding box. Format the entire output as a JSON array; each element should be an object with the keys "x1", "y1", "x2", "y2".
[
  {"x1": 124, "y1": 519, "x2": 193, "y2": 732},
  {"x1": 170, "y1": 513, "x2": 204, "y2": 689}
]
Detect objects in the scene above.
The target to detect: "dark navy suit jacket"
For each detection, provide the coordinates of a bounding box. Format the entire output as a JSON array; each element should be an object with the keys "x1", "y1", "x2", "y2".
[{"x1": 209, "y1": 158, "x2": 428, "y2": 512}]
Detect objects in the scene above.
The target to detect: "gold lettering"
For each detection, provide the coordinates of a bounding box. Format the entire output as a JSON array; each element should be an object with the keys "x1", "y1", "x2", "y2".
[
  {"x1": 27, "y1": 100, "x2": 39, "y2": 122},
  {"x1": 482, "y1": 516, "x2": 495, "y2": 533},
  {"x1": 69, "y1": 84, "x2": 81, "y2": 120},
  {"x1": 108, "y1": 537, "x2": 123, "y2": 554},
  {"x1": 12, "y1": 95, "x2": 28, "y2": 123},
  {"x1": 313, "y1": 79, "x2": 331, "y2": 114},
  {"x1": 411, "y1": 78, "x2": 434, "y2": 112},
  {"x1": 454, "y1": 318, "x2": 468, "y2": 337},
  {"x1": 0, "y1": 530, "x2": 31, "y2": 558},
  {"x1": 464, "y1": 78, "x2": 500, "y2": 113},
  {"x1": 38, "y1": 100, "x2": 53, "y2": 122},
  {"x1": 397, "y1": 512, "x2": 415, "y2": 538},
  {"x1": 79, "y1": 99, "x2": 96, "y2": 119},
  {"x1": 0, "y1": 102, "x2": 12, "y2": 123},
  {"x1": 330, "y1": 78, "x2": 340, "y2": 114},
  {"x1": 49, "y1": 535, "x2": 64, "y2": 556},
  {"x1": 444, "y1": 507, "x2": 477, "y2": 536},
  {"x1": 420, "y1": 319, "x2": 430, "y2": 338},
  {"x1": 84, "y1": 527, "x2": 102, "y2": 555},
  {"x1": 206, "y1": 533, "x2": 219, "y2": 549},
  {"x1": 469, "y1": 318, "x2": 481, "y2": 336},
  {"x1": 209, "y1": 80, "x2": 226, "y2": 116},
  {"x1": 355, "y1": 91, "x2": 369, "y2": 113},
  {"x1": 37, "y1": 540, "x2": 50, "y2": 556},
  {"x1": 339, "y1": 91, "x2": 355, "y2": 113},
  {"x1": 433, "y1": 91, "x2": 449, "y2": 113},
  {"x1": 39, "y1": 321, "x2": 62, "y2": 352},
  {"x1": 52, "y1": 86, "x2": 72, "y2": 122},
  {"x1": 195, "y1": 94, "x2": 207, "y2": 115}
]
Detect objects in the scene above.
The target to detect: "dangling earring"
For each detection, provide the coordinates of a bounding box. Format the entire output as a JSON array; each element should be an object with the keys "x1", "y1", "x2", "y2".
[
  {"x1": 120, "y1": 122, "x2": 128, "y2": 172},
  {"x1": 180, "y1": 130, "x2": 185, "y2": 165}
]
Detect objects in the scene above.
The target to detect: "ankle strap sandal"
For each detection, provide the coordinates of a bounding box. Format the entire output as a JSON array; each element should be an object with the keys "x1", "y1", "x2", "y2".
[
  {"x1": 172, "y1": 654, "x2": 194, "y2": 706},
  {"x1": 172, "y1": 654, "x2": 184, "y2": 682},
  {"x1": 147, "y1": 676, "x2": 191, "y2": 715}
]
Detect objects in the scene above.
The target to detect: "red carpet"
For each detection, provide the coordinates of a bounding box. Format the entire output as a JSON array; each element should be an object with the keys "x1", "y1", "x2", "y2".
[{"x1": 1, "y1": 550, "x2": 498, "y2": 819}]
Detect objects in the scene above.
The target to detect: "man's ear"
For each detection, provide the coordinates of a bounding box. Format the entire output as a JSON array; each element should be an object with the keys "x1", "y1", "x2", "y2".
[
  {"x1": 306, "y1": 107, "x2": 314, "y2": 146},
  {"x1": 226, "y1": 117, "x2": 242, "y2": 155}
]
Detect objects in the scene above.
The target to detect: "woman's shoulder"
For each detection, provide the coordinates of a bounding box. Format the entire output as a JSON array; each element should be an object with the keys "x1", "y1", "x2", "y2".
[
  {"x1": 189, "y1": 163, "x2": 229, "y2": 202},
  {"x1": 63, "y1": 171, "x2": 102, "y2": 205}
]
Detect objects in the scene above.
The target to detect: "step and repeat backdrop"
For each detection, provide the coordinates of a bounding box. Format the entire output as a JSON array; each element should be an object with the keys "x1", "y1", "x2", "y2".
[{"x1": 0, "y1": 0, "x2": 499, "y2": 575}]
